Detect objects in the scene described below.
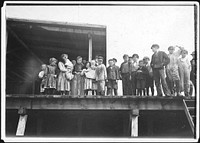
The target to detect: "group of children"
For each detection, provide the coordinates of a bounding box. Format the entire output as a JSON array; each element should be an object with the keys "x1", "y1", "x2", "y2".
[
  {"x1": 38, "y1": 45, "x2": 195, "y2": 97},
  {"x1": 38, "y1": 54, "x2": 111, "y2": 96}
]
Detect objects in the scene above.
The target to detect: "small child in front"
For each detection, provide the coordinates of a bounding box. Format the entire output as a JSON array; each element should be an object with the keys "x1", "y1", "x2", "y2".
[
  {"x1": 95, "y1": 56, "x2": 107, "y2": 96},
  {"x1": 45, "y1": 57, "x2": 58, "y2": 95},
  {"x1": 136, "y1": 60, "x2": 148, "y2": 96},
  {"x1": 38, "y1": 64, "x2": 47, "y2": 94},
  {"x1": 107, "y1": 59, "x2": 120, "y2": 96},
  {"x1": 82, "y1": 61, "x2": 96, "y2": 96}
]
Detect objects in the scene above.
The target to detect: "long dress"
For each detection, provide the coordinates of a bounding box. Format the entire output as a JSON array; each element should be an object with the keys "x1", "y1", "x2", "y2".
[
  {"x1": 82, "y1": 68, "x2": 96, "y2": 90},
  {"x1": 45, "y1": 65, "x2": 57, "y2": 89},
  {"x1": 57, "y1": 62, "x2": 70, "y2": 92},
  {"x1": 71, "y1": 63, "x2": 84, "y2": 96}
]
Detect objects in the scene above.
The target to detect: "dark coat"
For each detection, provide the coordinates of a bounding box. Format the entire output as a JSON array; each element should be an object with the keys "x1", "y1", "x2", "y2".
[
  {"x1": 136, "y1": 66, "x2": 149, "y2": 80},
  {"x1": 150, "y1": 51, "x2": 170, "y2": 69},
  {"x1": 107, "y1": 65, "x2": 120, "y2": 80}
]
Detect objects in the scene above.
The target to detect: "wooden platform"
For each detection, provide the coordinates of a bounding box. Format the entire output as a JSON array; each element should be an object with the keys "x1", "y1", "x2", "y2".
[{"x1": 6, "y1": 94, "x2": 195, "y2": 110}]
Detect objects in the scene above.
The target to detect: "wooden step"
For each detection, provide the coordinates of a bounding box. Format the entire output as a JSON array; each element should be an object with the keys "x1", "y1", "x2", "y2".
[
  {"x1": 189, "y1": 109, "x2": 195, "y2": 115},
  {"x1": 185, "y1": 100, "x2": 195, "y2": 107}
]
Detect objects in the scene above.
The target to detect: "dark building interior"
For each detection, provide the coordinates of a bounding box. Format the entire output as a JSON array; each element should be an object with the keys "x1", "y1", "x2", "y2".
[{"x1": 6, "y1": 18, "x2": 106, "y2": 94}]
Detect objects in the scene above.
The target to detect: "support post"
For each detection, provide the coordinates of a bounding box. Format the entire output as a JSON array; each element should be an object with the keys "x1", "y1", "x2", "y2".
[
  {"x1": 88, "y1": 34, "x2": 92, "y2": 61},
  {"x1": 16, "y1": 107, "x2": 28, "y2": 136},
  {"x1": 130, "y1": 109, "x2": 139, "y2": 137}
]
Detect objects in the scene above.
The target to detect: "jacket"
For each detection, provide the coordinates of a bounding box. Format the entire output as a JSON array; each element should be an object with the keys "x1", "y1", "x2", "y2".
[
  {"x1": 107, "y1": 65, "x2": 120, "y2": 80},
  {"x1": 150, "y1": 51, "x2": 170, "y2": 69}
]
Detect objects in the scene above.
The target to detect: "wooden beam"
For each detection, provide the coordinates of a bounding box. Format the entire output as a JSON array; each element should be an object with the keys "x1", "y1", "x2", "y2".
[
  {"x1": 16, "y1": 115, "x2": 28, "y2": 136},
  {"x1": 39, "y1": 25, "x2": 106, "y2": 36},
  {"x1": 130, "y1": 109, "x2": 139, "y2": 137},
  {"x1": 6, "y1": 96, "x2": 186, "y2": 110}
]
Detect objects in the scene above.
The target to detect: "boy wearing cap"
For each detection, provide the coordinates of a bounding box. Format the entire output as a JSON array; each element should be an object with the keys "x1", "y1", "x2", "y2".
[
  {"x1": 143, "y1": 56, "x2": 154, "y2": 96},
  {"x1": 150, "y1": 44, "x2": 171, "y2": 97},
  {"x1": 136, "y1": 60, "x2": 149, "y2": 96},
  {"x1": 113, "y1": 58, "x2": 120, "y2": 72},
  {"x1": 130, "y1": 55, "x2": 139, "y2": 95},
  {"x1": 107, "y1": 59, "x2": 120, "y2": 96},
  {"x1": 95, "y1": 56, "x2": 107, "y2": 96},
  {"x1": 178, "y1": 49, "x2": 191, "y2": 97},
  {"x1": 119, "y1": 54, "x2": 129, "y2": 95},
  {"x1": 166, "y1": 46, "x2": 183, "y2": 96},
  {"x1": 73, "y1": 56, "x2": 84, "y2": 96}
]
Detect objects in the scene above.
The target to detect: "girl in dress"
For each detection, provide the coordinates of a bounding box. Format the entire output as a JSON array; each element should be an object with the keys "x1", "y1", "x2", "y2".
[
  {"x1": 45, "y1": 58, "x2": 58, "y2": 95},
  {"x1": 72, "y1": 56, "x2": 84, "y2": 96},
  {"x1": 57, "y1": 54, "x2": 73, "y2": 96},
  {"x1": 90, "y1": 60, "x2": 97, "y2": 95},
  {"x1": 82, "y1": 62, "x2": 96, "y2": 96},
  {"x1": 38, "y1": 64, "x2": 47, "y2": 94}
]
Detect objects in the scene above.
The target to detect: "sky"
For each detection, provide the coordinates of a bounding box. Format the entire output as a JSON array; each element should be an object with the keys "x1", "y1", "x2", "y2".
[
  {"x1": 5, "y1": 3, "x2": 196, "y2": 95},
  {"x1": 5, "y1": 4, "x2": 195, "y2": 63}
]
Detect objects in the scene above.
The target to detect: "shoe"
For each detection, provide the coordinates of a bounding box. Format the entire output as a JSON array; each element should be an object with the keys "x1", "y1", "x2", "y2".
[{"x1": 165, "y1": 94, "x2": 171, "y2": 97}]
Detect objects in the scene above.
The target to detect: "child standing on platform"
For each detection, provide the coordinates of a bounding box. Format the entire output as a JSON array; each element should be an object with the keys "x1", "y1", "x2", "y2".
[
  {"x1": 45, "y1": 57, "x2": 58, "y2": 95},
  {"x1": 119, "y1": 54, "x2": 129, "y2": 95},
  {"x1": 131, "y1": 54, "x2": 139, "y2": 95},
  {"x1": 143, "y1": 56, "x2": 154, "y2": 96},
  {"x1": 107, "y1": 59, "x2": 120, "y2": 96},
  {"x1": 136, "y1": 60, "x2": 148, "y2": 96},
  {"x1": 57, "y1": 54, "x2": 73, "y2": 96},
  {"x1": 95, "y1": 56, "x2": 107, "y2": 96},
  {"x1": 178, "y1": 49, "x2": 191, "y2": 97},
  {"x1": 38, "y1": 64, "x2": 48, "y2": 94},
  {"x1": 82, "y1": 61, "x2": 96, "y2": 96},
  {"x1": 166, "y1": 46, "x2": 183, "y2": 96},
  {"x1": 72, "y1": 56, "x2": 84, "y2": 96},
  {"x1": 91, "y1": 60, "x2": 97, "y2": 95}
]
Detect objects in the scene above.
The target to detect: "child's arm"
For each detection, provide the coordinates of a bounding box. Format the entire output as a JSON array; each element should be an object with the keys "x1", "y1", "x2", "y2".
[
  {"x1": 116, "y1": 66, "x2": 120, "y2": 80},
  {"x1": 187, "y1": 58, "x2": 192, "y2": 72},
  {"x1": 163, "y1": 52, "x2": 170, "y2": 67},
  {"x1": 104, "y1": 65, "x2": 107, "y2": 80},
  {"x1": 174, "y1": 46, "x2": 183, "y2": 57},
  {"x1": 38, "y1": 71, "x2": 44, "y2": 78},
  {"x1": 58, "y1": 62, "x2": 67, "y2": 72}
]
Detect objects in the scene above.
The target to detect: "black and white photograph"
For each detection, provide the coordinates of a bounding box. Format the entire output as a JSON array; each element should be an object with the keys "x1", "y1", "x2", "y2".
[{"x1": 1, "y1": 1, "x2": 199, "y2": 142}]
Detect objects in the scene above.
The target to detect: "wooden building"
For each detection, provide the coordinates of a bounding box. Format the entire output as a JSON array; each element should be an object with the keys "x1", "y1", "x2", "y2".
[{"x1": 5, "y1": 18, "x2": 196, "y2": 138}]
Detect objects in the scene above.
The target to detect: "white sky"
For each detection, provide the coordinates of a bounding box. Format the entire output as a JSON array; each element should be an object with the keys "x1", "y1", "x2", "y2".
[{"x1": 6, "y1": 5, "x2": 195, "y2": 64}]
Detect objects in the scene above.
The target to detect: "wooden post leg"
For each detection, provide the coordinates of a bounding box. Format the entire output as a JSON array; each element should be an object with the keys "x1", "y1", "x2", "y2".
[
  {"x1": 130, "y1": 110, "x2": 139, "y2": 137},
  {"x1": 16, "y1": 115, "x2": 28, "y2": 136}
]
